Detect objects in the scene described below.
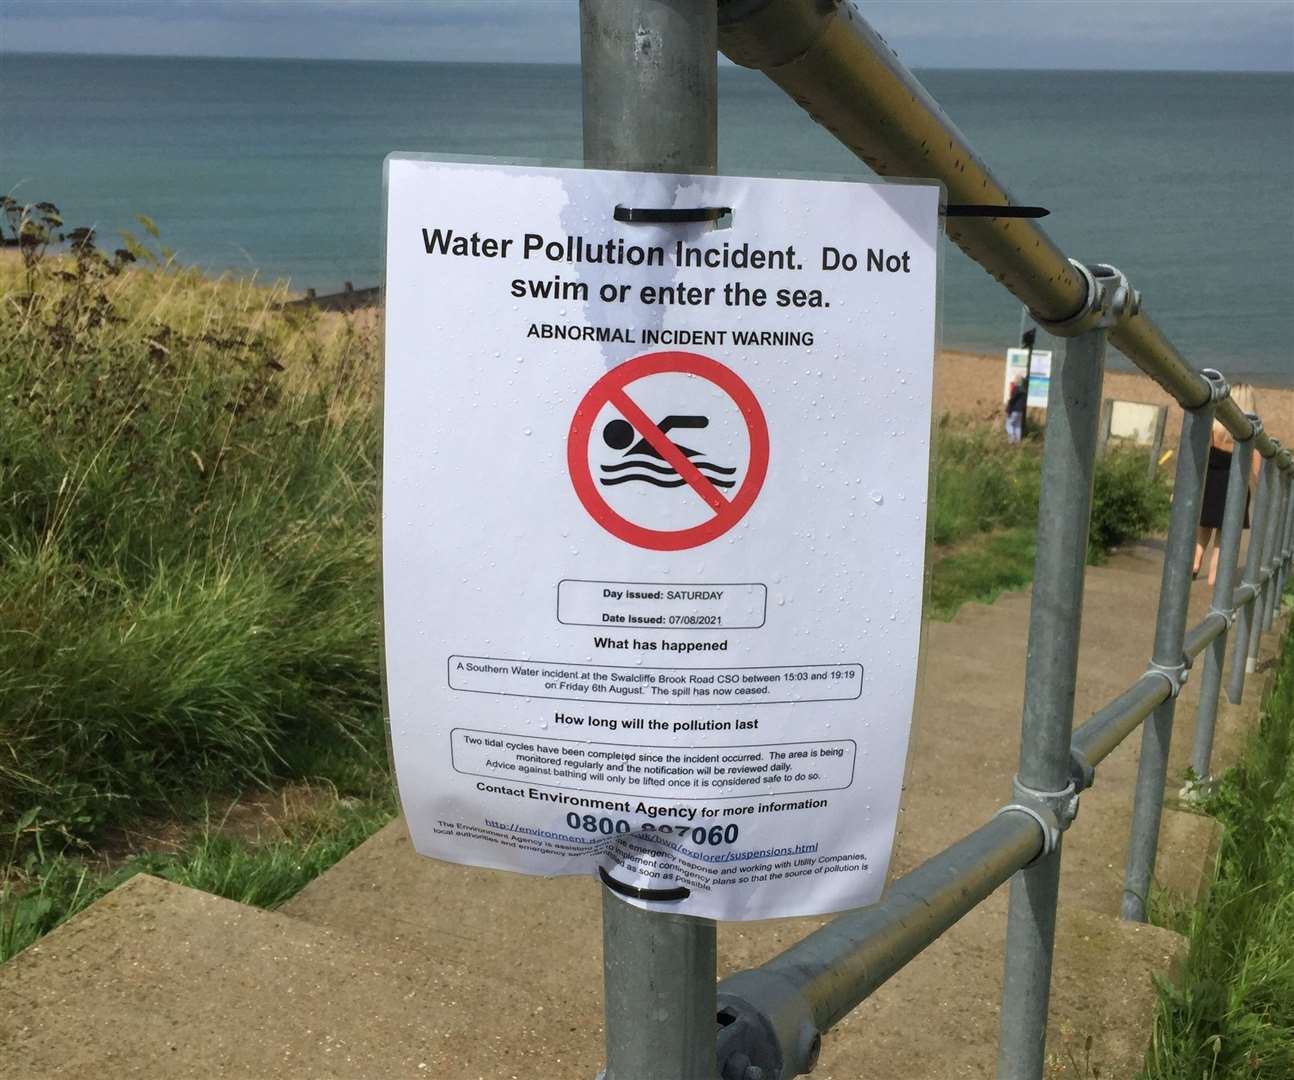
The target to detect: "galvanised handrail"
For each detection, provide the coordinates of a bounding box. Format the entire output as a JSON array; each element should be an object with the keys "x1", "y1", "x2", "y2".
[
  {"x1": 702, "y1": 2, "x2": 1294, "y2": 1079},
  {"x1": 716, "y1": 0, "x2": 1285, "y2": 464}
]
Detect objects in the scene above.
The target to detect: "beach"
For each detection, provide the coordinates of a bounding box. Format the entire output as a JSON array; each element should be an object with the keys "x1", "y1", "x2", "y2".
[{"x1": 934, "y1": 347, "x2": 1294, "y2": 451}]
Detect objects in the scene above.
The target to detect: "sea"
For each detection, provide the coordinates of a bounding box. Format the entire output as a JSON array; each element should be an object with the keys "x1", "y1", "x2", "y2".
[{"x1": 2, "y1": 54, "x2": 1291, "y2": 383}]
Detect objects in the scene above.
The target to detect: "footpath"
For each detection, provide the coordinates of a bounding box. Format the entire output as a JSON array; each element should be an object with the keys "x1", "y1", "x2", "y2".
[{"x1": 0, "y1": 543, "x2": 1283, "y2": 1079}]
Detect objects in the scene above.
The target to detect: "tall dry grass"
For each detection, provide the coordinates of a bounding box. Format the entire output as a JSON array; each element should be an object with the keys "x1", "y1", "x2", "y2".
[{"x1": 1, "y1": 245, "x2": 384, "y2": 854}]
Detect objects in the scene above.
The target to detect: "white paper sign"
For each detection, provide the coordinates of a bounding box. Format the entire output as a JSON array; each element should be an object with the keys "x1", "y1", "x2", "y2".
[
  {"x1": 382, "y1": 157, "x2": 939, "y2": 920},
  {"x1": 1004, "y1": 347, "x2": 1052, "y2": 409}
]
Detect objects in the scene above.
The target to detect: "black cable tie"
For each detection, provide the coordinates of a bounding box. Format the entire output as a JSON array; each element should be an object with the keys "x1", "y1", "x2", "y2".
[
  {"x1": 599, "y1": 865, "x2": 690, "y2": 902},
  {"x1": 614, "y1": 205, "x2": 730, "y2": 224},
  {"x1": 944, "y1": 204, "x2": 1050, "y2": 218}
]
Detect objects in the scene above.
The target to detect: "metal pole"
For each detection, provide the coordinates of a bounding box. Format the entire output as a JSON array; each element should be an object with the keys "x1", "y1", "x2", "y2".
[
  {"x1": 1280, "y1": 468, "x2": 1294, "y2": 602},
  {"x1": 1245, "y1": 457, "x2": 1281, "y2": 673},
  {"x1": 1120, "y1": 385, "x2": 1218, "y2": 922},
  {"x1": 581, "y1": 3, "x2": 719, "y2": 1078},
  {"x1": 1276, "y1": 469, "x2": 1291, "y2": 601},
  {"x1": 1227, "y1": 452, "x2": 1272, "y2": 702},
  {"x1": 1262, "y1": 467, "x2": 1289, "y2": 631},
  {"x1": 602, "y1": 899, "x2": 719, "y2": 1080},
  {"x1": 996, "y1": 324, "x2": 1106, "y2": 1080},
  {"x1": 1275, "y1": 471, "x2": 1290, "y2": 619},
  {"x1": 1189, "y1": 427, "x2": 1252, "y2": 780},
  {"x1": 1019, "y1": 328, "x2": 1036, "y2": 441},
  {"x1": 1280, "y1": 472, "x2": 1292, "y2": 604},
  {"x1": 582, "y1": 0, "x2": 717, "y2": 174}
]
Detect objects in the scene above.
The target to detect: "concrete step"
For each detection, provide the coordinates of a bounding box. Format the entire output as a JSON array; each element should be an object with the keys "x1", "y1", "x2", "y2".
[
  {"x1": 282, "y1": 818, "x2": 1187, "y2": 1080},
  {"x1": 0, "y1": 874, "x2": 598, "y2": 1079},
  {"x1": 0, "y1": 844, "x2": 1191, "y2": 1080},
  {"x1": 284, "y1": 825, "x2": 607, "y2": 1031}
]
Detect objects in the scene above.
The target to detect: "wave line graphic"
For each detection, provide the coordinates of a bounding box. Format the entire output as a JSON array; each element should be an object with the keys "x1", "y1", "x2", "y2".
[
  {"x1": 600, "y1": 474, "x2": 737, "y2": 489},
  {"x1": 600, "y1": 459, "x2": 737, "y2": 476}
]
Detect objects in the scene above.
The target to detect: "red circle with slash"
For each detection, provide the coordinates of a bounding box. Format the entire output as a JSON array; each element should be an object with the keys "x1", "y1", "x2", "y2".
[{"x1": 567, "y1": 351, "x2": 769, "y2": 551}]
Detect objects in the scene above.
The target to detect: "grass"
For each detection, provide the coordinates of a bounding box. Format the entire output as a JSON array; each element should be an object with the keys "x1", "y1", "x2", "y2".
[
  {"x1": 928, "y1": 526, "x2": 1037, "y2": 620},
  {"x1": 1, "y1": 238, "x2": 394, "y2": 959},
  {"x1": 1, "y1": 241, "x2": 384, "y2": 856},
  {"x1": 928, "y1": 420, "x2": 1042, "y2": 547},
  {"x1": 1, "y1": 788, "x2": 394, "y2": 964},
  {"x1": 926, "y1": 419, "x2": 1170, "y2": 620},
  {"x1": 1144, "y1": 603, "x2": 1294, "y2": 1079}
]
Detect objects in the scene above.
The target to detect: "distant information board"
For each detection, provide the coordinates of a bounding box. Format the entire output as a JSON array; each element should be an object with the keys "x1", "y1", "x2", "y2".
[
  {"x1": 382, "y1": 157, "x2": 940, "y2": 920},
  {"x1": 1004, "y1": 347, "x2": 1052, "y2": 409}
]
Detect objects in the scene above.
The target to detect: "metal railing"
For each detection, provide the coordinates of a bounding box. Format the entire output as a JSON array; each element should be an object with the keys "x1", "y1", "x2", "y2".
[{"x1": 582, "y1": 2, "x2": 1294, "y2": 1077}]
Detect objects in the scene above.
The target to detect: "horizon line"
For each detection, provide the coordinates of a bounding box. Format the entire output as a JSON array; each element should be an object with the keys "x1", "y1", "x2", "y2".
[{"x1": 1, "y1": 48, "x2": 1290, "y2": 76}]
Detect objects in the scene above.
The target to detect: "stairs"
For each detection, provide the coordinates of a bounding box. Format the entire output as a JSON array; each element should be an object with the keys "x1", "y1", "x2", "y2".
[{"x1": 2, "y1": 543, "x2": 1281, "y2": 1079}]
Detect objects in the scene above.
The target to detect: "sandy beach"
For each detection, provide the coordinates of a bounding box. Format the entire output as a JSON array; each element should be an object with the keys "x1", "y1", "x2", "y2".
[{"x1": 935, "y1": 347, "x2": 1294, "y2": 452}]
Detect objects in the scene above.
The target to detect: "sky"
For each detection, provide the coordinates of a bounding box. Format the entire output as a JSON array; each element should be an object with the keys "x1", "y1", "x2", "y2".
[{"x1": 1, "y1": 0, "x2": 1292, "y2": 71}]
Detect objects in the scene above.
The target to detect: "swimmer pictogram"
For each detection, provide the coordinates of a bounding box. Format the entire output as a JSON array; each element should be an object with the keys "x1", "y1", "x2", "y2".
[
  {"x1": 568, "y1": 351, "x2": 769, "y2": 551},
  {"x1": 598, "y1": 415, "x2": 738, "y2": 490}
]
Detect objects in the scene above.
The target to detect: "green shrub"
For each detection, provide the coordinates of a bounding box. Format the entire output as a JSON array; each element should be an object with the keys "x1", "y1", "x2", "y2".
[
  {"x1": 928, "y1": 421, "x2": 1042, "y2": 547},
  {"x1": 1089, "y1": 449, "x2": 1172, "y2": 562},
  {"x1": 927, "y1": 420, "x2": 1170, "y2": 618},
  {"x1": 928, "y1": 527, "x2": 1036, "y2": 620}
]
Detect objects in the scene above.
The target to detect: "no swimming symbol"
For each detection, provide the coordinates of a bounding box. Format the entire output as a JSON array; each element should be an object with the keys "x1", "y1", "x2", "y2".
[{"x1": 567, "y1": 351, "x2": 769, "y2": 551}]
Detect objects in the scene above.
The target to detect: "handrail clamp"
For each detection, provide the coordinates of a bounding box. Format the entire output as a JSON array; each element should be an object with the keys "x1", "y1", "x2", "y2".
[
  {"x1": 1146, "y1": 658, "x2": 1190, "y2": 699},
  {"x1": 1030, "y1": 261, "x2": 1136, "y2": 338},
  {"x1": 1208, "y1": 605, "x2": 1238, "y2": 631},
  {"x1": 1193, "y1": 369, "x2": 1229, "y2": 411},
  {"x1": 716, "y1": 969, "x2": 822, "y2": 1080},
  {"x1": 995, "y1": 777, "x2": 1080, "y2": 862},
  {"x1": 1068, "y1": 749, "x2": 1096, "y2": 794}
]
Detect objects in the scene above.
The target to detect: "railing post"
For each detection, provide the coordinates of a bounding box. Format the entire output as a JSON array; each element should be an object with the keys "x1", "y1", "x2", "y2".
[
  {"x1": 1189, "y1": 407, "x2": 1252, "y2": 780},
  {"x1": 1280, "y1": 464, "x2": 1294, "y2": 602},
  {"x1": 580, "y1": 3, "x2": 719, "y2": 1078},
  {"x1": 1226, "y1": 452, "x2": 1273, "y2": 703},
  {"x1": 1120, "y1": 376, "x2": 1221, "y2": 922},
  {"x1": 602, "y1": 898, "x2": 719, "y2": 1080},
  {"x1": 1262, "y1": 460, "x2": 1290, "y2": 631},
  {"x1": 1245, "y1": 455, "x2": 1281, "y2": 674},
  {"x1": 1279, "y1": 467, "x2": 1291, "y2": 602},
  {"x1": 995, "y1": 318, "x2": 1107, "y2": 1080}
]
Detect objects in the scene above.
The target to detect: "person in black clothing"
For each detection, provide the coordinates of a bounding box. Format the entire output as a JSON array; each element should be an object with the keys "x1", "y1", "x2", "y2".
[
  {"x1": 1194, "y1": 383, "x2": 1260, "y2": 585},
  {"x1": 1005, "y1": 380, "x2": 1026, "y2": 444}
]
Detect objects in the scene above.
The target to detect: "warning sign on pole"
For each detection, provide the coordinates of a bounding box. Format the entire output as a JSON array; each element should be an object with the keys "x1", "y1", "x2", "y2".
[
  {"x1": 1004, "y1": 346, "x2": 1052, "y2": 409},
  {"x1": 383, "y1": 157, "x2": 940, "y2": 921}
]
